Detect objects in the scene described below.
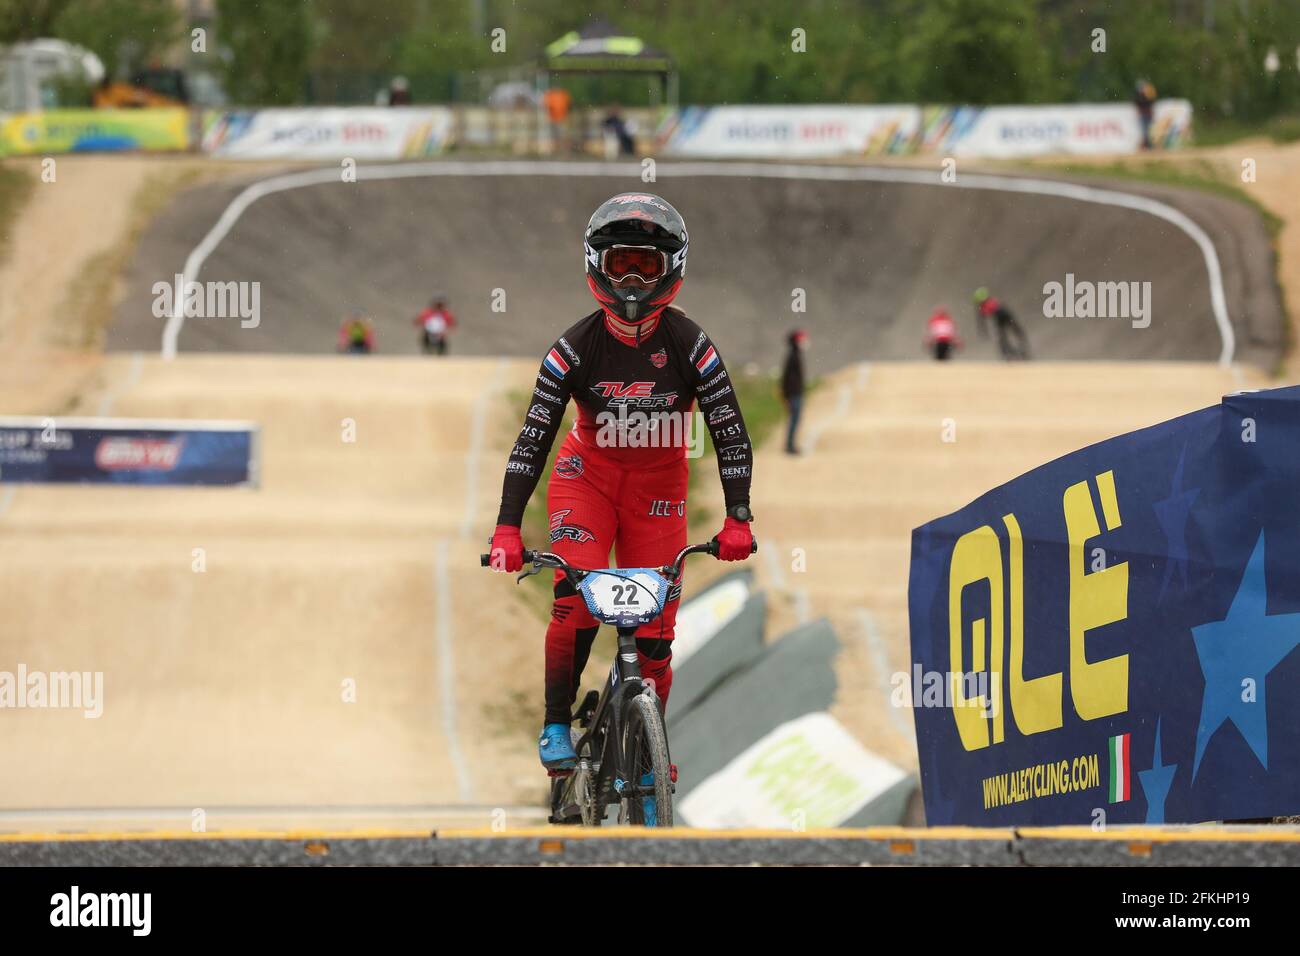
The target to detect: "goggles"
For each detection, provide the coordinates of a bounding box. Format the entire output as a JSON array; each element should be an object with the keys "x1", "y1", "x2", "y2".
[{"x1": 601, "y1": 244, "x2": 667, "y2": 283}]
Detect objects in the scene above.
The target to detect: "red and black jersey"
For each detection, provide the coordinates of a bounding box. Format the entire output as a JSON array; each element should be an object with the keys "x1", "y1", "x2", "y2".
[{"x1": 497, "y1": 307, "x2": 753, "y2": 526}]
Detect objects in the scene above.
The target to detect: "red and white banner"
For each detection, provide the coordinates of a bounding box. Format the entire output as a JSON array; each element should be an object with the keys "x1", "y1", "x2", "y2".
[{"x1": 201, "y1": 107, "x2": 453, "y2": 160}]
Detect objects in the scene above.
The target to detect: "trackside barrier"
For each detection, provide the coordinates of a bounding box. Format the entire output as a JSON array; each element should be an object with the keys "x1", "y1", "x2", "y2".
[
  {"x1": 909, "y1": 384, "x2": 1300, "y2": 827},
  {"x1": 670, "y1": 618, "x2": 916, "y2": 828},
  {"x1": 0, "y1": 417, "x2": 259, "y2": 487},
  {"x1": 667, "y1": 568, "x2": 765, "y2": 716},
  {"x1": 3, "y1": 826, "x2": 1298, "y2": 866}
]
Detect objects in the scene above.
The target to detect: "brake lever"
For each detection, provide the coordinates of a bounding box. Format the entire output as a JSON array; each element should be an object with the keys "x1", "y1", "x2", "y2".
[{"x1": 516, "y1": 560, "x2": 544, "y2": 584}]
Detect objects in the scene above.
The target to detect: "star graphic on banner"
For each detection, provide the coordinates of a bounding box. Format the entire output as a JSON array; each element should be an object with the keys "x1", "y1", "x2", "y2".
[
  {"x1": 1191, "y1": 532, "x2": 1300, "y2": 780},
  {"x1": 1153, "y1": 447, "x2": 1200, "y2": 603},
  {"x1": 1138, "y1": 719, "x2": 1177, "y2": 823}
]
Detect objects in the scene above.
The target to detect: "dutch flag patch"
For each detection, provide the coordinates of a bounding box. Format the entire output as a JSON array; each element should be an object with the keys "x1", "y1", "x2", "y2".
[
  {"x1": 543, "y1": 348, "x2": 570, "y2": 378},
  {"x1": 695, "y1": 345, "x2": 719, "y2": 376}
]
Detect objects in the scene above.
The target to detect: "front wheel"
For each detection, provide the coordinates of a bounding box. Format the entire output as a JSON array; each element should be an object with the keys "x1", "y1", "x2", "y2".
[{"x1": 620, "y1": 692, "x2": 674, "y2": 827}]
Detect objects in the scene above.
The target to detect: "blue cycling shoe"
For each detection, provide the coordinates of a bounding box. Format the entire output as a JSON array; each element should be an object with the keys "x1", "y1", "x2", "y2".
[
  {"x1": 539, "y1": 722, "x2": 577, "y2": 771},
  {"x1": 640, "y1": 772, "x2": 657, "y2": 826}
]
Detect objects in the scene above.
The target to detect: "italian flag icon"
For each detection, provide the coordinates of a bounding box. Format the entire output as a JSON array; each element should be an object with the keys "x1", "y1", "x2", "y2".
[{"x1": 1109, "y1": 733, "x2": 1131, "y2": 803}]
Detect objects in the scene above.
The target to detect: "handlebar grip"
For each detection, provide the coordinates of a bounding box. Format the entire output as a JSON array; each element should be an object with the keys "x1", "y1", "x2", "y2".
[
  {"x1": 706, "y1": 536, "x2": 759, "y2": 557},
  {"x1": 480, "y1": 548, "x2": 539, "y2": 568}
]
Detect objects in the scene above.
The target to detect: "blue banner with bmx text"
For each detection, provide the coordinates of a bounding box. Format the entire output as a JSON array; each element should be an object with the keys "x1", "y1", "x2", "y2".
[
  {"x1": 908, "y1": 385, "x2": 1300, "y2": 825},
  {"x1": 0, "y1": 418, "x2": 258, "y2": 486}
]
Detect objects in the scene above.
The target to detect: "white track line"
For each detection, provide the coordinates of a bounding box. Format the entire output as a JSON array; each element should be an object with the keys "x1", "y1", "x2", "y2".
[
  {"x1": 161, "y1": 161, "x2": 1236, "y2": 365},
  {"x1": 458, "y1": 357, "x2": 507, "y2": 540},
  {"x1": 95, "y1": 351, "x2": 144, "y2": 417},
  {"x1": 855, "y1": 607, "x2": 915, "y2": 741},
  {"x1": 434, "y1": 537, "x2": 474, "y2": 802},
  {"x1": 0, "y1": 486, "x2": 15, "y2": 518}
]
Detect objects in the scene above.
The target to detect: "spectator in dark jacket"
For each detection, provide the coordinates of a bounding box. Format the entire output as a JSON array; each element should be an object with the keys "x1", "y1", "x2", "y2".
[
  {"x1": 1134, "y1": 79, "x2": 1157, "y2": 150},
  {"x1": 781, "y1": 329, "x2": 808, "y2": 455}
]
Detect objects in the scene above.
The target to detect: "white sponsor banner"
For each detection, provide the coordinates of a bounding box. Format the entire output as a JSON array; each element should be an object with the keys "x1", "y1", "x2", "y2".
[
  {"x1": 930, "y1": 99, "x2": 1193, "y2": 158},
  {"x1": 202, "y1": 107, "x2": 454, "y2": 160},
  {"x1": 679, "y1": 711, "x2": 907, "y2": 829},
  {"x1": 672, "y1": 576, "x2": 750, "y2": 666},
  {"x1": 661, "y1": 105, "x2": 921, "y2": 158}
]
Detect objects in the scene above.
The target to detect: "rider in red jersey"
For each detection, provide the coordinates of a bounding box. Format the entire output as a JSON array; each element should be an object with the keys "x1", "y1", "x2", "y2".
[{"x1": 487, "y1": 193, "x2": 755, "y2": 771}]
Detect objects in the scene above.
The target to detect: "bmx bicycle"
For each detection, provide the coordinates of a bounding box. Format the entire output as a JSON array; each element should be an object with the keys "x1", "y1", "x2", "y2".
[{"x1": 480, "y1": 537, "x2": 756, "y2": 827}]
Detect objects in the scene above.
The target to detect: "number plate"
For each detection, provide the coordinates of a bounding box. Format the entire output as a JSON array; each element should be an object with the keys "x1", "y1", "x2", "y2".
[{"x1": 576, "y1": 568, "x2": 671, "y2": 627}]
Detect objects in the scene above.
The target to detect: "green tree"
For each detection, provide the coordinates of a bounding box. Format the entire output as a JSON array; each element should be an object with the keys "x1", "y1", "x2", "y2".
[
  {"x1": 218, "y1": 0, "x2": 314, "y2": 105},
  {"x1": 1, "y1": 0, "x2": 180, "y2": 79}
]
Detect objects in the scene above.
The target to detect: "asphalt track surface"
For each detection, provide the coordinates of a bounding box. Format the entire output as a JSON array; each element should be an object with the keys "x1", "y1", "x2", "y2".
[{"x1": 112, "y1": 160, "x2": 1284, "y2": 372}]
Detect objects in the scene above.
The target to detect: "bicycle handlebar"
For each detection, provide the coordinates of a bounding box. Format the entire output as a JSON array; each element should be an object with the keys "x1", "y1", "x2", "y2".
[{"x1": 479, "y1": 537, "x2": 757, "y2": 579}]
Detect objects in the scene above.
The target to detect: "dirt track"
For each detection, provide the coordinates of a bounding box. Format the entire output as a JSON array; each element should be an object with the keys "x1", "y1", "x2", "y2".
[{"x1": 0, "y1": 152, "x2": 1290, "y2": 816}]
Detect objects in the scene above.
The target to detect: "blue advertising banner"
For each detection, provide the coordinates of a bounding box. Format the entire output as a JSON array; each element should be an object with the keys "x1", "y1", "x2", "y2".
[
  {"x1": 908, "y1": 385, "x2": 1300, "y2": 825},
  {"x1": 0, "y1": 418, "x2": 258, "y2": 487}
]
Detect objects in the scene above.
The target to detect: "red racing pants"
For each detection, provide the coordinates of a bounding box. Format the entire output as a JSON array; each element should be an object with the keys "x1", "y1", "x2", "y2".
[{"x1": 543, "y1": 433, "x2": 688, "y2": 725}]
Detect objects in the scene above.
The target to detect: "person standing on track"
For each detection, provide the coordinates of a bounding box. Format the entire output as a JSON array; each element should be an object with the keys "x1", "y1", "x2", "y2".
[
  {"x1": 974, "y1": 287, "x2": 1030, "y2": 360},
  {"x1": 925, "y1": 307, "x2": 961, "y2": 361},
  {"x1": 781, "y1": 329, "x2": 808, "y2": 454},
  {"x1": 487, "y1": 192, "x2": 756, "y2": 772}
]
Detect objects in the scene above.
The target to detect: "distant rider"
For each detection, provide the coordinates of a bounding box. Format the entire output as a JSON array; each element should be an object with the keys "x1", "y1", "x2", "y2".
[
  {"x1": 974, "y1": 288, "x2": 1029, "y2": 360},
  {"x1": 486, "y1": 193, "x2": 756, "y2": 774},
  {"x1": 414, "y1": 296, "x2": 457, "y2": 355},
  {"x1": 338, "y1": 310, "x2": 375, "y2": 355},
  {"x1": 925, "y1": 307, "x2": 961, "y2": 361}
]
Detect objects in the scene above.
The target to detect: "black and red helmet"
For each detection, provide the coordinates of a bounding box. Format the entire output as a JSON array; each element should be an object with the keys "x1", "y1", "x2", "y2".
[{"x1": 584, "y1": 193, "x2": 688, "y2": 326}]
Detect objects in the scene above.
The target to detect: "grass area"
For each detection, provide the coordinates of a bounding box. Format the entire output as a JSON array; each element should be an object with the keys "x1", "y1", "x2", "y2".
[
  {"x1": 0, "y1": 162, "x2": 37, "y2": 264},
  {"x1": 55, "y1": 165, "x2": 207, "y2": 350},
  {"x1": 506, "y1": 367, "x2": 795, "y2": 615},
  {"x1": 1048, "y1": 158, "x2": 1285, "y2": 240},
  {"x1": 1191, "y1": 114, "x2": 1300, "y2": 148}
]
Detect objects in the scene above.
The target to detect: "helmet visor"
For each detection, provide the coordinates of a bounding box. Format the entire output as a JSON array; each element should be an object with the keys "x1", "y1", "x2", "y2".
[{"x1": 601, "y1": 245, "x2": 666, "y2": 283}]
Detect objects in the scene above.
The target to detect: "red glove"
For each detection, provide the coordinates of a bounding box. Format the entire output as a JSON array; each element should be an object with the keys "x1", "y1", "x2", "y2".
[
  {"x1": 489, "y1": 524, "x2": 524, "y2": 572},
  {"x1": 714, "y1": 516, "x2": 754, "y2": 562}
]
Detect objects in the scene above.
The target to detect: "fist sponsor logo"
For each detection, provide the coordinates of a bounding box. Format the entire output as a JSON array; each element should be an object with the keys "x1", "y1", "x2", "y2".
[
  {"x1": 94, "y1": 437, "x2": 185, "y2": 471},
  {"x1": 521, "y1": 424, "x2": 546, "y2": 441},
  {"x1": 715, "y1": 422, "x2": 744, "y2": 439}
]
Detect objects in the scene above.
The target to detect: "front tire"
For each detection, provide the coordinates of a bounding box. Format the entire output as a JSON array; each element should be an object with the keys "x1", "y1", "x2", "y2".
[{"x1": 621, "y1": 691, "x2": 673, "y2": 828}]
